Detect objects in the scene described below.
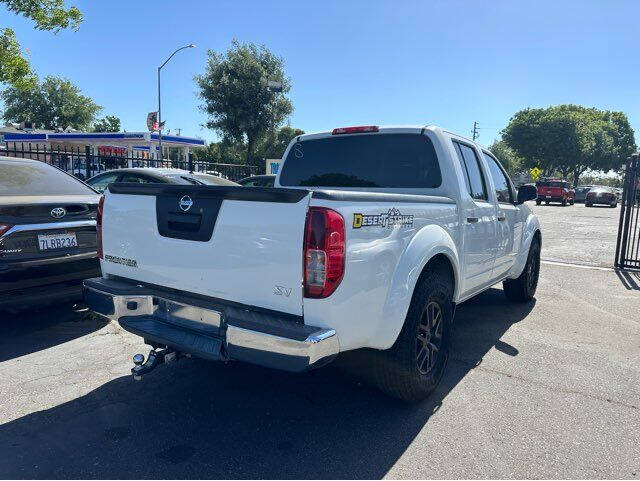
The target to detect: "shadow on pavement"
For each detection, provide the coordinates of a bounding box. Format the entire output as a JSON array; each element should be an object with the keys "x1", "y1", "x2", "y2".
[
  {"x1": 615, "y1": 269, "x2": 640, "y2": 291},
  {"x1": 0, "y1": 303, "x2": 108, "y2": 363},
  {"x1": 0, "y1": 288, "x2": 535, "y2": 479}
]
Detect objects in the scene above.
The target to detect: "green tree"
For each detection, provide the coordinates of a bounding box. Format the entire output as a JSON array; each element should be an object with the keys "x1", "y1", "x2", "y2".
[
  {"x1": 0, "y1": 0, "x2": 82, "y2": 89},
  {"x1": 1, "y1": 75, "x2": 101, "y2": 130},
  {"x1": 257, "y1": 125, "x2": 305, "y2": 160},
  {"x1": 502, "y1": 105, "x2": 636, "y2": 186},
  {"x1": 92, "y1": 115, "x2": 121, "y2": 132},
  {"x1": 190, "y1": 138, "x2": 247, "y2": 166},
  {"x1": 488, "y1": 140, "x2": 522, "y2": 176},
  {"x1": 195, "y1": 40, "x2": 293, "y2": 165}
]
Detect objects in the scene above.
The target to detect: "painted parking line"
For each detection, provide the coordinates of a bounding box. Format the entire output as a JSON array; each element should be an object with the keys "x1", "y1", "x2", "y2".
[{"x1": 541, "y1": 259, "x2": 615, "y2": 271}]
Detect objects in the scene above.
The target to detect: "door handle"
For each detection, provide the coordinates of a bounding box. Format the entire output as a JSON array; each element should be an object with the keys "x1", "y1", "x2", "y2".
[
  {"x1": 466, "y1": 217, "x2": 479, "y2": 223},
  {"x1": 497, "y1": 215, "x2": 506, "y2": 221}
]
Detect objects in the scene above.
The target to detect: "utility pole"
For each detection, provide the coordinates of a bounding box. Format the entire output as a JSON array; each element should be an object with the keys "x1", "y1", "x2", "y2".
[
  {"x1": 157, "y1": 43, "x2": 196, "y2": 165},
  {"x1": 472, "y1": 121, "x2": 479, "y2": 141}
]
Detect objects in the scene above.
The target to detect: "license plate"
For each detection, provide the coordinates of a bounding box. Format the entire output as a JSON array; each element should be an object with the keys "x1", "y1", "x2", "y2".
[
  {"x1": 546, "y1": 195, "x2": 551, "y2": 198},
  {"x1": 37, "y1": 232, "x2": 77, "y2": 251}
]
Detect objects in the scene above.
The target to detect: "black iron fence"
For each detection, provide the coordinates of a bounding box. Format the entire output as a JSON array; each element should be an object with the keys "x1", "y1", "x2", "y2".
[
  {"x1": 615, "y1": 154, "x2": 640, "y2": 269},
  {"x1": 1, "y1": 142, "x2": 261, "y2": 182}
]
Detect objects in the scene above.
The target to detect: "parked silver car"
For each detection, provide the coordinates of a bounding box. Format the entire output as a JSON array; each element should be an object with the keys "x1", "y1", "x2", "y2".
[{"x1": 86, "y1": 168, "x2": 238, "y2": 193}]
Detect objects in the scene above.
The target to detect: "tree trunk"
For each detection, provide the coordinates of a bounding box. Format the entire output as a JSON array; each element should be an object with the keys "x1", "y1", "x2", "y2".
[
  {"x1": 245, "y1": 135, "x2": 254, "y2": 166},
  {"x1": 573, "y1": 168, "x2": 581, "y2": 188}
]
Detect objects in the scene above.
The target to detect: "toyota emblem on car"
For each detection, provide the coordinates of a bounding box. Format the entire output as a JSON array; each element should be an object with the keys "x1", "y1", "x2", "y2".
[
  {"x1": 179, "y1": 195, "x2": 193, "y2": 212},
  {"x1": 50, "y1": 207, "x2": 66, "y2": 219}
]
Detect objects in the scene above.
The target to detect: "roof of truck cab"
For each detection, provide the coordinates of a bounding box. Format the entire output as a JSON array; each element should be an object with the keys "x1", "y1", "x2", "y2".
[
  {"x1": 294, "y1": 125, "x2": 485, "y2": 148},
  {"x1": 295, "y1": 125, "x2": 440, "y2": 142}
]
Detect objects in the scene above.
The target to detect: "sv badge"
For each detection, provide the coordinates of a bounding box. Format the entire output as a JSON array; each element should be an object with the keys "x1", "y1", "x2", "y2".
[{"x1": 274, "y1": 285, "x2": 292, "y2": 297}]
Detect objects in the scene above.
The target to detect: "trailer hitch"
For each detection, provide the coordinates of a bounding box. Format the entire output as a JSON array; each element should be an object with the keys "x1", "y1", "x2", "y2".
[{"x1": 131, "y1": 348, "x2": 178, "y2": 381}]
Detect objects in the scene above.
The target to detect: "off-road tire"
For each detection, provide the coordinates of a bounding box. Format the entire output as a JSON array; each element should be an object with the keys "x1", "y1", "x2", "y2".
[
  {"x1": 503, "y1": 236, "x2": 540, "y2": 302},
  {"x1": 370, "y1": 266, "x2": 453, "y2": 403},
  {"x1": 585, "y1": 202, "x2": 592, "y2": 207},
  {"x1": 535, "y1": 199, "x2": 541, "y2": 206}
]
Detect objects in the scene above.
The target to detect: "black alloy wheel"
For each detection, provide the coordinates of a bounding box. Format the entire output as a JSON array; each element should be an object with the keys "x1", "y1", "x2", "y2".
[{"x1": 415, "y1": 301, "x2": 444, "y2": 375}]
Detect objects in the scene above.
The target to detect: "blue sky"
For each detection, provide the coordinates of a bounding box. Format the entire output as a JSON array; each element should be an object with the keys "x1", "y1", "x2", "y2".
[{"x1": 2, "y1": 0, "x2": 640, "y2": 146}]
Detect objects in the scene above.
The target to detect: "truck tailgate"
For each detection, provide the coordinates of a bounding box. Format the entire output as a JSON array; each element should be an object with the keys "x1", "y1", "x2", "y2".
[{"x1": 101, "y1": 184, "x2": 311, "y2": 315}]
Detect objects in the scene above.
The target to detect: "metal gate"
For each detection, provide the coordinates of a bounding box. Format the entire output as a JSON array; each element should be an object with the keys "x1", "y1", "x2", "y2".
[
  {"x1": 2, "y1": 142, "x2": 261, "y2": 181},
  {"x1": 615, "y1": 154, "x2": 640, "y2": 269}
]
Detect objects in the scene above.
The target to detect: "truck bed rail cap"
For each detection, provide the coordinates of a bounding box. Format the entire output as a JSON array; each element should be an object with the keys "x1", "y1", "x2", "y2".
[
  {"x1": 107, "y1": 183, "x2": 310, "y2": 203},
  {"x1": 311, "y1": 190, "x2": 455, "y2": 204}
]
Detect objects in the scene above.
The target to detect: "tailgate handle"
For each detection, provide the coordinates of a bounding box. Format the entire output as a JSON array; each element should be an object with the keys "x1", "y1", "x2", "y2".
[
  {"x1": 156, "y1": 195, "x2": 221, "y2": 242},
  {"x1": 166, "y1": 212, "x2": 202, "y2": 233}
]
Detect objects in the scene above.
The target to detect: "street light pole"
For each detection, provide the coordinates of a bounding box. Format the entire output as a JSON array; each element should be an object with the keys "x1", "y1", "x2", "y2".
[{"x1": 157, "y1": 43, "x2": 195, "y2": 165}]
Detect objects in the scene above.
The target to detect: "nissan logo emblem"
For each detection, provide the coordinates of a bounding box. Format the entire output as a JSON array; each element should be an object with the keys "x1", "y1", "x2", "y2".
[
  {"x1": 179, "y1": 195, "x2": 193, "y2": 212},
  {"x1": 50, "y1": 207, "x2": 66, "y2": 219}
]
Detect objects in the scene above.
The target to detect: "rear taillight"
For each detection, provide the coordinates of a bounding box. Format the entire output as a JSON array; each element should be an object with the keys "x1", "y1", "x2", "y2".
[
  {"x1": 303, "y1": 207, "x2": 345, "y2": 298},
  {"x1": 332, "y1": 125, "x2": 379, "y2": 135},
  {"x1": 0, "y1": 224, "x2": 12, "y2": 236},
  {"x1": 96, "y1": 195, "x2": 104, "y2": 259}
]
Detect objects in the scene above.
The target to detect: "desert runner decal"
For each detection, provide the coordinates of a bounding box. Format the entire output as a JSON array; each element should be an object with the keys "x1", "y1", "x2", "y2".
[
  {"x1": 353, "y1": 208, "x2": 414, "y2": 229},
  {"x1": 104, "y1": 254, "x2": 138, "y2": 268}
]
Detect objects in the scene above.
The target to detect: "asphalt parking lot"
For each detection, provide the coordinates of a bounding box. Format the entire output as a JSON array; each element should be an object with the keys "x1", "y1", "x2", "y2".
[
  {"x1": 1, "y1": 207, "x2": 639, "y2": 479},
  {"x1": 531, "y1": 201, "x2": 620, "y2": 267}
]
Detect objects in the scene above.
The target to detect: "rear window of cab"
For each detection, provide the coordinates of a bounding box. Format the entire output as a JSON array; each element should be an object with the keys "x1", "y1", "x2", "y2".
[
  {"x1": 278, "y1": 133, "x2": 442, "y2": 188},
  {"x1": 537, "y1": 181, "x2": 568, "y2": 188}
]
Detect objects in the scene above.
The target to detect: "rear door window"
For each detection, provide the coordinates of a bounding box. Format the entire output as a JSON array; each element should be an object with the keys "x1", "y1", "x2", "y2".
[
  {"x1": 279, "y1": 133, "x2": 442, "y2": 188},
  {"x1": 0, "y1": 160, "x2": 96, "y2": 195},
  {"x1": 483, "y1": 152, "x2": 513, "y2": 203},
  {"x1": 453, "y1": 142, "x2": 487, "y2": 201}
]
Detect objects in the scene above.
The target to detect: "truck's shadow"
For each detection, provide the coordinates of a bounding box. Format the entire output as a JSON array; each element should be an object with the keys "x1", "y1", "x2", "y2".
[
  {"x1": 0, "y1": 304, "x2": 108, "y2": 362},
  {"x1": 0, "y1": 288, "x2": 534, "y2": 479}
]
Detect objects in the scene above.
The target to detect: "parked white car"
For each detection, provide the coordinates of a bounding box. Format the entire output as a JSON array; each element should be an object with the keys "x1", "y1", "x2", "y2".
[{"x1": 84, "y1": 125, "x2": 541, "y2": 401}]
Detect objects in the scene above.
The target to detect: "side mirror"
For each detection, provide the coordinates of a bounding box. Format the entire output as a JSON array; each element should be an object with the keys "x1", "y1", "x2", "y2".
[{"x1": 516, "y1": 184, "x2": 537, "y2": 204}]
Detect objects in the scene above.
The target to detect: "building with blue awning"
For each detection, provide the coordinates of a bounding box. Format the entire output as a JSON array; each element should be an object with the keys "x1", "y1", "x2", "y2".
[{"x1": 0, "y1": 126, "x2": 205, "y2": 165}]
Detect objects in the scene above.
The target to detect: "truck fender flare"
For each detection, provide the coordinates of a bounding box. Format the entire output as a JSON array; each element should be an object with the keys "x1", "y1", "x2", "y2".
[
  {"x1": 507, "y1": 212, "x2": 541, "y2": 279},
  {"x1": 376, "y1": 224, "x2": 460, "y2": 350}
]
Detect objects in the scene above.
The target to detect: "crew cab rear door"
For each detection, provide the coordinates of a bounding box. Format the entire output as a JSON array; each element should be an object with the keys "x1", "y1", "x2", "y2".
[
  {"x1": 451, "y1": 141, "x2": 498, "y2": 295},
  {"x1": 482, "y1": 150, "x2": 520, "y2": 279},
  {"x1": 100, "y1": 184, "x2": 311, "y2": 316}
]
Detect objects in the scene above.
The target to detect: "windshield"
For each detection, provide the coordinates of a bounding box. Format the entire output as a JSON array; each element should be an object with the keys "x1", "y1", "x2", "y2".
[
  {"x1": 0, "y1": 160, "x2": 97, "y2": 196},
  {"x1": 279, "y1": 133, "x2": 442, "y2": 188}
]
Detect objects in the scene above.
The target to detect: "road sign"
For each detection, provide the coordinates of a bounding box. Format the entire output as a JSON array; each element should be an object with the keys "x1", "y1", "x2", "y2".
[{"x1": 530, "y1": 167, "x2": 542, "y2": 181}]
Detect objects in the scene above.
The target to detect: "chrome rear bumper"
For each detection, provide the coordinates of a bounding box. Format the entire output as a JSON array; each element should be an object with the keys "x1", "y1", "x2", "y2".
[{"x1": 83, "y1": 277, "x2": 339, "y2": 372}]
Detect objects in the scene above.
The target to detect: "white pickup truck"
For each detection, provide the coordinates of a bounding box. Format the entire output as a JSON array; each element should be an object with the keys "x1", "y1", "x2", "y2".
[{"x1": 84, "y1": 125, "x2": 541, "y2": 401}]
